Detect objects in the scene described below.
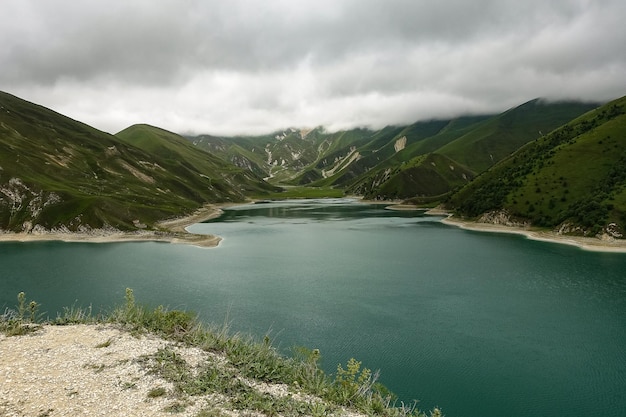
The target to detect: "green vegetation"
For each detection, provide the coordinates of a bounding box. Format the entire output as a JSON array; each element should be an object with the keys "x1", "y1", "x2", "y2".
[
  {"x1": 0, "y1": 92, "x2": 274, "y2": 232},
  {"x1": 437, "y1": 99, "x2": 599, "y2": 173},
  {"x1": 1, "y1": 289, "x2": 443, "y2": 417},
  {"x1": 188, "y1": 98, "x2": 596, "y2": 204},
  {"x1": 448, "y1": 96, "x2": 626, "y2": 237},
  {"x1": 0, "y1": 291, "x2": 42, "y2": 335},
  {"x1": 115, "y1": 124, "x2": 279, "y2": 199},
  {"x1": 349, "y1": 153, "x2": 475, "y2": 200},
  {"x1": 146, "y1": 386, "x2": 167, "y2": 398}
]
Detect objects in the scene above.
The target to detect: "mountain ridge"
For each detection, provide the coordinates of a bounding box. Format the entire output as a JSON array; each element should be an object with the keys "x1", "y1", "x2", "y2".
[
  {"x1": 0, "y1": 91, "x2": 273, "y2": 233},
  {"x1": 188, "y1": 98, "x2": 598, "y2": 201}
]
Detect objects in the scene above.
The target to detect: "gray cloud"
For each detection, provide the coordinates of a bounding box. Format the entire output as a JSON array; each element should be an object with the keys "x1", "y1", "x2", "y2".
[{"x1": 1, "y1": 0, "x2": 625, "y2": 135}]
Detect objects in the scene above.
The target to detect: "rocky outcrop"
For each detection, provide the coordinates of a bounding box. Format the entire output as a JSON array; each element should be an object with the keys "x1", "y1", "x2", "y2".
[
  {"x1": 477, "y1": 209, "x2": 531, "y2": 228},
  {"x1": 0, "y1": 177, "x2": 63, "y2": 232},
  {"x1": 604, "y1": 222, "x2": 623, "y2": 239},
  {"x1": 394, "y1": 136, "x2": 407, "y2": 152}
]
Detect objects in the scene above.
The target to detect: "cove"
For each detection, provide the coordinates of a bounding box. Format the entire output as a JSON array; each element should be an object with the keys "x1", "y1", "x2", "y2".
[{"x1": 1, "y1": 199, "x2": 625, "y2": 417}]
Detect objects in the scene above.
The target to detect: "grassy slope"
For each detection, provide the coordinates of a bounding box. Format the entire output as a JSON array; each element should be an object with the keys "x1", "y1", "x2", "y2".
[
  {"x1": 186, "y1": 101, "x2": 596, "y2": 204},
  {"x1": 349, "y1": 153, "x2": 475, "y2": 201},
  {"x1": 191, "y1": 128, "x2": 340, "y2": 185},
  {"x1": 0, "y1": 92, "x2": 270, "y2": 231},
  {"x1": 437, "y1": 99, "x2": 600, "y2": 173},
  {"x1": 395, "y1": 115, "x2": 493, "y2": 161},
  {"x1": 292, "y1": 128, "x2": 377, "y2": 185},
  {"x1": 190, "y1": 135, "x2": 272, "y2": 179},
  {"x1": 344, "y1": 101, "x2": 599, "y2": 201},
  {"x1": 448, "y1": 95, "x2": 626, "y2": 236},
  {"x1": 0, "y1": 92, "x2": 168, "y2": 230},
  {"x1": 115, "y1": 124, "x2": 278, "y2": 196},
  {"x1": 342, "y1": 118, "x2": 490, "y2": 199},
  {"x1": 309, "y1": 127, "x2": 406, "y2": 187}
]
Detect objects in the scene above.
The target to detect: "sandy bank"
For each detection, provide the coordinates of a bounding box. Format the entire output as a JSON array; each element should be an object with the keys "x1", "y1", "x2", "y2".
[
  {"x1": 0, "y1": 204, "x2": 229, "y2": 248},
  {"x1": 441, "y1": 216, "x2": 626, "y2": 253},
  {"x1": 384, "y1": 203, "x2": 426, "y2": 211}
]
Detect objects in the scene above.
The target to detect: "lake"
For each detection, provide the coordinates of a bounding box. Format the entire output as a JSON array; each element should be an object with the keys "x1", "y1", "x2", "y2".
[{"x1": 1, "y1": 199, "x2": 625, "y2": 417}]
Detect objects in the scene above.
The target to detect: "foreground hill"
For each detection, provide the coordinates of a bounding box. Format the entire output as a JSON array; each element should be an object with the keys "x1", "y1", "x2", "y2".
[
  {"x1": 0, "y1": 290, "x2": 442, "y2": 417},
  {"x1": 0, "y1": 91, "x2": 271, "y2": 233},
  {"x1": 447, "y1": 95, "x2": 626, "y2": 238}
]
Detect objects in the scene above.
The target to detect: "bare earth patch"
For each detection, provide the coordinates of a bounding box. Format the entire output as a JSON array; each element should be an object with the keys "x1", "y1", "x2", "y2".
[
  {"x1": 0, "y1": 325, "x2": 212, "y2": 416},
  {"x1": 1, "y1": 324, "x2": 368, "y2": 417}
]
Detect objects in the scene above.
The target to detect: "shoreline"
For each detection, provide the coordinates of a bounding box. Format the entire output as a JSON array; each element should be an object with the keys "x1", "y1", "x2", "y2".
[
  {"x1": 0, "y1": 203, "x2": 231, "y2": 248},
  {"x1": 2, "y1": 199, "x2": 626, "y2": 253},
  {"x1": 439, "y1": 215, "x2": 626, "y2": 253},
  {"x1": 370, "y1": 201, "x2": 626, "y2": 253}
]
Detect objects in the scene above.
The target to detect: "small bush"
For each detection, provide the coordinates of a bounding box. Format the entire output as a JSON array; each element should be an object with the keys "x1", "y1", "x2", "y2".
[
  {"x1": 0, "y1": 292, "x2": 42, "y2": 336},
  {"x1": 147, "y1": 387, "x2": 167, "y2": 398}
]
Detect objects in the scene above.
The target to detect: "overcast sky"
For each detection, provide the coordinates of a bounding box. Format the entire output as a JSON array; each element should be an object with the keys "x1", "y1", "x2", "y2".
[{"x1": 2, "y1": 0, "x2": 625, "y2": 136}]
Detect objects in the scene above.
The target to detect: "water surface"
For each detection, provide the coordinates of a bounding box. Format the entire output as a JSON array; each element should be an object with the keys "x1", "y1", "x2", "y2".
[{"x1": 1, "y1": 199, "x2": 625, "y2": 417}]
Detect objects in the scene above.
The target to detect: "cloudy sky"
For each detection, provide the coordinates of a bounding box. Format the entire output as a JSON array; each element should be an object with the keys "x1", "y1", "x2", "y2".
[{"x1": 2, "y1": 0, "x2": 625, "y2": 136}]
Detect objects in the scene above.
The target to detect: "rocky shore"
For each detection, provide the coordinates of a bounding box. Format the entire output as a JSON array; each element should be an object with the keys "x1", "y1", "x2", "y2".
[
  {"x1": 440, "y1": 215, "x2": 626, "y2": 253},
  {"x1": 0, "y1": 204, "x2": 227, "y2": 248}
]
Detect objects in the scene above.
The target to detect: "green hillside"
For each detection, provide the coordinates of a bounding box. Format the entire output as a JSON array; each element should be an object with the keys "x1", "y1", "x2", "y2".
[
  {"x1": 397, "y1": 115, "x2": 493, "y2": 158},
  {"x1": 307, "y1": 127, "x2": 405, "y2": 187},
  {"x1": 191, "y1": 128, "x2": 335, "y2": 184},
  {"x1": 187, "y1": 100, "x2": 596, "y2": 203},
  {"x1": 189, "y1": 135, "x2": 270, "y2": 179},
  {"x1": 342, "y1": 100, "x2": 598, "y2": 201},
  {"x1": 437, "y1": 99, "x2": 600, "y2": 173},
  {"x1": 340, "y1": 118, "x2": 489, "y2": 199},
  {"x1": 447, "y1": 95, "x2": 626, "y2": 237},
  {"x1": 0, "y1": 92, "x2": 272, "y2": 232},
  {"x1": 349, "y1": 153, "x2": 475, "y2": 201},
  {"x1": 115, "y1": 124, "x2": 278, "y2": 196}
]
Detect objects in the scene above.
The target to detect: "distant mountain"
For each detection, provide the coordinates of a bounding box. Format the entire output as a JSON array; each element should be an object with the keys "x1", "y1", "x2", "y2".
[
  {"x1": 0, "y1": 92, "x2": 273, "y2": 232},
  {"x1": 190, "y1": 127, "x2": 342, "y2": 183},
  {"x1": 188, "y1": 99, "x2": 598, "y2": 201},
  {"x1": 447, "y1": 95, "x2": 626, "y2": 237}
]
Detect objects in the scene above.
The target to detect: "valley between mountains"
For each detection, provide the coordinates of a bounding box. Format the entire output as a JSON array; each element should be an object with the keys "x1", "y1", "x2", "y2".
[{"x1": 1, "y1": 90, "x2": 625, "y2": 246}]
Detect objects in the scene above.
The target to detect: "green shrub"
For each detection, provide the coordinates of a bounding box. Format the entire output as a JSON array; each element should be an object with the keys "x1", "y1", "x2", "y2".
[{"x1": 0, "y1": 292, "x2": 42, "y2": 336}]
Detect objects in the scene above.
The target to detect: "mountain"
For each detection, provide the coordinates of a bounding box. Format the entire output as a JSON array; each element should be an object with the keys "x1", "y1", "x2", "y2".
[
  {"x1": 0, "y1": 91, "x2": 273, "y2": 233},
  {"x1": 343, "y1": 99, "x2": 599, "y2": 200},
  {"x1": 348, "y1": 153, "x2": 476, "y2": 202},
  {"x1": 446, "y1": 95, "x2": 626, "y2": 237},
  {"x1": 188, "y1": 99, "x2": 598, "y2": 201},
  {"x1": 190, "y1": 127, "x2": 348, "y2": 183},
  {"x1": 115, "y1": 124, "x2": 278, "y2": 197},
  {"x1": 436, "y1": 99, "x2": 601, "y2": 173}
]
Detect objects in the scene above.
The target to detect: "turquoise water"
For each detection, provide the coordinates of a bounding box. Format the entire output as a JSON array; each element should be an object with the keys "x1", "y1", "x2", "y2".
[{"x1": 1, "y1": 199, "x2": 625, "y2": 417}]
